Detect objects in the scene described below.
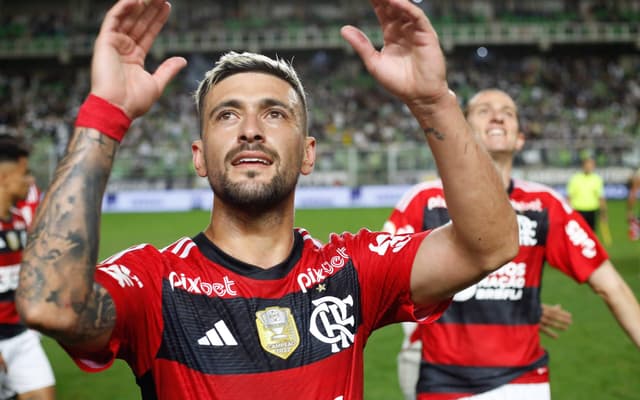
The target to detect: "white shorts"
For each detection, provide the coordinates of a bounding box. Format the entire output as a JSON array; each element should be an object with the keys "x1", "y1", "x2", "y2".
[
  {"x1": 0, "y1": 330, "x2": 55, "y2": 397},
  {"x1": 460, "y1": 383, "x2": 550, "y2": 400},
  {"x1": 397, "y1": 344, "x2": 421, "y2": 400}
]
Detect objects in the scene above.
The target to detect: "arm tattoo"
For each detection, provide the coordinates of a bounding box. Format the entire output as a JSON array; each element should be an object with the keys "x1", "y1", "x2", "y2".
[
  {"x1": 70, "y1": 283, "x2": 117, "y2": 345},
  {"x1": 424, "y1": 127, "x2": 445, "y2": 140},
  {"x1": 18, "y1": 128, "x2": 119, "y2": 344}
]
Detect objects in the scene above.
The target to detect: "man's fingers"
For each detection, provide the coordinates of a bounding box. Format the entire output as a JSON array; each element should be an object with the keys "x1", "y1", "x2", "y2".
[
  {"x1": 340, "y1": 26, "x2": 378, "y2": 72},
  {"x1": 137, "y1": 3, "x2": 172, "y2": 55},
  {"x1": 543, "y1": 318, "x2": 570, "y2": 331},
  {"x1": 129, "y1": 0, "x2": 170, "y2": 45},
  {"x1": 99, "y1": 0, "x2": 141, "y2": 35},
  {"x1": 376, "y1": 0, "x2": 434, "y2": 36},
  {"x1": 117, "y1": 0, "x2": 155, "y2": 35},
  {"x1": 152, "y1": 56, "x2": 188, "y2": 93},
  {"x1": 540, "y1": 325, "x2": 559, "y2": 339}
]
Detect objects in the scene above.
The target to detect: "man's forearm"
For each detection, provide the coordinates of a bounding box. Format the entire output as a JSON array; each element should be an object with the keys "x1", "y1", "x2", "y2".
[
  {"x1": 589, "y1": 261, "x2": 640, "y2": 349},
  {"x1": 17, "y1": 128, "x2": 117, "y2": 336},
  {"x1": 409, "y1": 92, "x2": 518, "y2": 268},
  {"x1": 602, "y1": 284, "x2": 640, "y2": 349}
]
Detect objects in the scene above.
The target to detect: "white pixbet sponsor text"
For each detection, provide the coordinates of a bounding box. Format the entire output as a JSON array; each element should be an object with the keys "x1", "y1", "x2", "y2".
[
  {"x1": 168, "y1": 272, "x2": 237, "y2": 297},
  {"x1": 297, "y1": 247, "x2": 349, "y2": 293}
]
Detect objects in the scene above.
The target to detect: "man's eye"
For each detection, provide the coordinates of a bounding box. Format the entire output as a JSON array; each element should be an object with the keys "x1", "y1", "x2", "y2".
[
  {"x1": 218, "y1": 111, "x2": 234, "y2": 120},
  {"x1": 268, "y1": 110, "x2": 285, "y2": 119}
]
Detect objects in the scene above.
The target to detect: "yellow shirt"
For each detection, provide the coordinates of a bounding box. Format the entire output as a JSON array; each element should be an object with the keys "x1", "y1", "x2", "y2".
[{"x1": 567, "y1": 172, "x2": 604, "y2": 211}]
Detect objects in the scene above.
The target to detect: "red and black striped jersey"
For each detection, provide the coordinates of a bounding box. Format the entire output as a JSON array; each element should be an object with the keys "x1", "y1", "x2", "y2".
[
  {"x1": 385, "y1": 178, "x2": 608, "y2": 398},
  {"x1": 14, "y1": 184, "x2": 41, "y2": 227},
  {"x1": 0, "y1": 209, "x2": 29, "y2": 338},
  {"x1": 67, "y1": 228, "x2": 448, "y2": 400}
]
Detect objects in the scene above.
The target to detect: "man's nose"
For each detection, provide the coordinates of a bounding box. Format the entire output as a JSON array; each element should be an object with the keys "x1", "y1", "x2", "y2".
[{"x1": 238, "y1": 115, "x2": 265, "y2": 143}]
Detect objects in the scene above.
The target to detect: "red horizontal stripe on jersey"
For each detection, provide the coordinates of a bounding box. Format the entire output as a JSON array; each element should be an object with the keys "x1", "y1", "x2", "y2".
[
  {"x1": 0, "y1": 252, "x2": 21, "y2": 265},
  {"x1": 0, "y1": 302, "x2": 20, "y2": 324},
  {"x1": 422, "y1": 323, "x2": 545, "y2": 367}
]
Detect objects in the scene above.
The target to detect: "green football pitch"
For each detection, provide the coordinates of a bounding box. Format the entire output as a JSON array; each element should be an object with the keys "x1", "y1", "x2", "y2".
[{"x1": 41, "y1": 201, "x2": 639, "y2": 399}]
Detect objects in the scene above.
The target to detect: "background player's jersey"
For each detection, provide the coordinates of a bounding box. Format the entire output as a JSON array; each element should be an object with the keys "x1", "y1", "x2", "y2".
[
  {"x1": 0, "y1": 209, "x2": 29, "y2": 339},
  {"x1": 385, "y1": 179, "x2": 608, "y2": 398},
  {"x1": 67, "y1": 228, "x2": 448, "y2": 400},
  {"x1": 14, "y1": 184, "x2": 40, "y2": 227}
]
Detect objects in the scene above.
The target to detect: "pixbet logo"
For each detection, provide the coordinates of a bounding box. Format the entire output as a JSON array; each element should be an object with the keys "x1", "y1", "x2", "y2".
[
  {"x1": 168, "y1": 272, "x2": 237, "y2": 297},
  {"x1": 297, "y1": 247, "x2": 348, "y2": 293}
]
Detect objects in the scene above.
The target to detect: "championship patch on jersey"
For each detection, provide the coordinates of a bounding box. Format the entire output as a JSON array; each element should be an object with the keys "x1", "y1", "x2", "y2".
[{"x1": 255, "y1": 306, "x2": 300, "y2": 359}]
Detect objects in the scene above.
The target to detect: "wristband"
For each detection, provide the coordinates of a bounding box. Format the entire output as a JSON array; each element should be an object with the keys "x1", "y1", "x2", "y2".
[{"x1": 75, "y1": 94, "x2": 132, "y2": 142}]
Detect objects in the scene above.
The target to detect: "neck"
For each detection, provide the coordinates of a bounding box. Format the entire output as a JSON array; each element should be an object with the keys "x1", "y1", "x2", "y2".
[
  {"x1": 490, "y1": 153, "x2": 514, "y2": 190},
  {"x1": 205, "y1": 198, "x2": 296, "y2": 269}
]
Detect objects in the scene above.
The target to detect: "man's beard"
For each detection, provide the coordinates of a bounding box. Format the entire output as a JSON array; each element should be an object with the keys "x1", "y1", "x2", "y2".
[{"x1": 210, "y1": 168, "x2": 299, "y2": 213}]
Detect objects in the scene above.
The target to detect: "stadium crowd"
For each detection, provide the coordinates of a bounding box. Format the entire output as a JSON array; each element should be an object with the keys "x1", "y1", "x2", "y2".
[
  {"x1": 1, "y1": 0, "x2": 639, "y2": 187},
  {"x1": 2, "y1": 0, "x2": 640, "y2": 40}
]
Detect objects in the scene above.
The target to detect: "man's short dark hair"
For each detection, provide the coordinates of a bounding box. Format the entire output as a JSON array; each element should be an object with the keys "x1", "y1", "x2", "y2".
[{"x1": 0, "y1": 134, "x2": 30, "y2": 162}]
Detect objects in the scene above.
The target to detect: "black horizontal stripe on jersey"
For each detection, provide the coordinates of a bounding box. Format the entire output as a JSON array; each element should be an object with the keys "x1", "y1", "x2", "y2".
[
  {"x1": 436, "y1": 286, "x2": 541, "y2": 325},
  {"x1": 0, "y1": 323, "x2": 26, "y2": 339},
  {"x1": 156, "y1": 260, "x2": 362, "y2": 375},
  {"x1": 417, "y1": 353, "x2": 548, "y2": 394},
  {"x1": 421, "y1": 207, "x2": 450, "y2": 231},
  {"x1": 0, "y1": 290, "x2": 15, "y2": 302},
  {"x1": 422, "y1": 207, "x2": 549, "y2": 246}
]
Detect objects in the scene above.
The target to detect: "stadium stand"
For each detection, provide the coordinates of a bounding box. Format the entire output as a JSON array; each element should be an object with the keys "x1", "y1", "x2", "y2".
[{"x1": 0, "y1": 0, "x2": 639, "y2": 188}]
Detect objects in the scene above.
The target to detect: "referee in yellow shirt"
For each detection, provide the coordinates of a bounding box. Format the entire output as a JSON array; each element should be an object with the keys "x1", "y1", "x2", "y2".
[{"x1": 567, "y1": 157, "x2": 607, "y2": 231}]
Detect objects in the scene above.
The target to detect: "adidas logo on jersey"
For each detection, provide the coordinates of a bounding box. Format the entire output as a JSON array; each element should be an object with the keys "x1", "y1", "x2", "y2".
[{"x1": 197, "y1": 320, "x2": 238, "y2": 346}]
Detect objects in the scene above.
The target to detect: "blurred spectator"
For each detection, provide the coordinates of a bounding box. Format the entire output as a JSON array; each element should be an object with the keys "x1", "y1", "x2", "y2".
[
  {"x1": 1, "y1": 0, "x2": 640, "y2": 187},
  {"x1": 567, "y1": 156, "x2": 607, "y2": 231}
]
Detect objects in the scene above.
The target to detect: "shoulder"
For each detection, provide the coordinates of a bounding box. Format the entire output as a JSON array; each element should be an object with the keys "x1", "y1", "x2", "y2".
[
  {"x1": 513, "y1": 178, "x2": 557, "y2": 196},
  {"x1": 99, "y1": 237, "x2": 195, "y2": 266},
  {"x1": 512, "y1": 179, "x2": 573, "y2": 213},
  {"x1": 394, "y1": 179, "x2": 444, "y2": 212}
]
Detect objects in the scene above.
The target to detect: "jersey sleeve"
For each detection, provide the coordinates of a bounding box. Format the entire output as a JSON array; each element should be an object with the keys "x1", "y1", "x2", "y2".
[
  {"x1": 545, "y1": 197, "x2": 609, "y2": 283},
  {"x1": 344, "y1": 229, "x2": 450, "y2": 332},
  {"x1": 384, "y1": 205, "x2": 421, "y2": 235},
  {"x1": 65, "y1": 244, "x2": 165, "y2": 376},
  {"x1": 384, "y1": 181, "x2": 448, "y2": 236},
  {"x1": 384, "y1": 183, "x2": 437, "y2": 235}
]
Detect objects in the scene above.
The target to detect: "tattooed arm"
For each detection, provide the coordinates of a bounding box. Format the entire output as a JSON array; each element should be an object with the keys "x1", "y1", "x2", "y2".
[
  {"x1": 16, "y1": 0, "x2": 186, "y2": 351},
  {"x1": 341, "y1": 0, "x2": 518, "y2": 305},
  {"x1": 17, "y1": 130, "x2": 119, "y2": 350}
]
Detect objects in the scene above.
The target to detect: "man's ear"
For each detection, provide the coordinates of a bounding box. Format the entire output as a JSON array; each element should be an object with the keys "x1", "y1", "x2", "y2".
[
  {"x1": 515, "y1": 132, "x2": 526, "y2": 152},
  {"x1": 191, "y1": 140, "x2": 207, "y2": 178},
  {"x1": 301, "y1": 136, "x2": 316, "y2": 176}
]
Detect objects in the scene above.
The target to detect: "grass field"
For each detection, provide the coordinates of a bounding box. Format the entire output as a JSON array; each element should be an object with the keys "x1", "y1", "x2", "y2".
[{"x1": 41, "y1": 201, "x2": 639, "y2": 399}]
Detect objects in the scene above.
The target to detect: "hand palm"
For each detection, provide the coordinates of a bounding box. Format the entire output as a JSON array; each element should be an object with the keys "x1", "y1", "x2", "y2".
[{"x1": 91, "y1": 34, "x2": 161, "y2": 118}]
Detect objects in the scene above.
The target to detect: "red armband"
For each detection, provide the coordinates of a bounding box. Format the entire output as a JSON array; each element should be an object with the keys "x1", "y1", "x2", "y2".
[{"x1": 75, "y1": 94, "x2": 132, "y2": 142}]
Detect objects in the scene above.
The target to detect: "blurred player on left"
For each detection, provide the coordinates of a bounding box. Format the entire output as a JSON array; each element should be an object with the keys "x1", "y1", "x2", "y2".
[{"x1": 0, "y1": 134, "x2": 55, "y2": 400}]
